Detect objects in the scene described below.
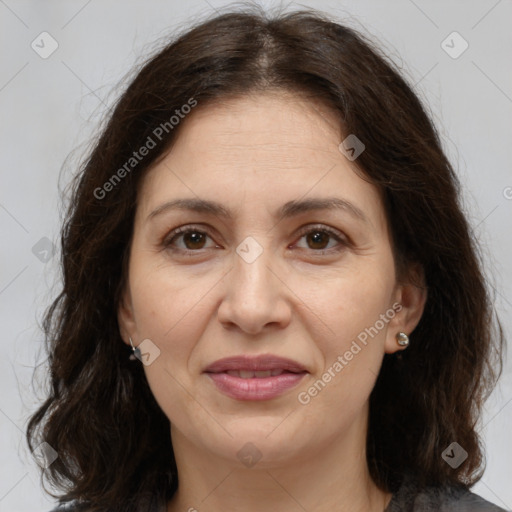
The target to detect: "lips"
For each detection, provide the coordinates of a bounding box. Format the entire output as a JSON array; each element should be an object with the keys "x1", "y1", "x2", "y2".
[
  {"x1": 225, "y1": 369, "x2": 287, "y2": 378},
  {"x1": 204, "y1": 355, "x2": 308, "y2": 401},
  {"x1": 204, "y1": 355, "x2": 307, "y2": 374}
]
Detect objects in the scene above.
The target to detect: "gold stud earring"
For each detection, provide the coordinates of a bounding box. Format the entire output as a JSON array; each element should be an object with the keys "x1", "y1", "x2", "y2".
[{"x1": 396, "y1": 332, "x2": 409, "y2": 347}]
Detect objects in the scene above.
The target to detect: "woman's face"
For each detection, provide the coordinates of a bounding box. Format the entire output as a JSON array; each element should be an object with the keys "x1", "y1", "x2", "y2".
[{"x1": 119, "y1": 91, "x2": 424, "y2": 467}]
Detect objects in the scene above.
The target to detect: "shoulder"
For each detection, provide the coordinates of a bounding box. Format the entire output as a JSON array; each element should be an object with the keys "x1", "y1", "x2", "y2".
[
  {"x1": 46, "y1": 496, "x2": 165, "y2": 511},
  {"x1": 387, "y1": 478, "x2": 509, "y2": 511},
  {"x1": 419, "y1": 488, "x2": 508, "y2": 511},
  {"x1": 46, "y1": 493, "x2": 166, "y2": 511}
]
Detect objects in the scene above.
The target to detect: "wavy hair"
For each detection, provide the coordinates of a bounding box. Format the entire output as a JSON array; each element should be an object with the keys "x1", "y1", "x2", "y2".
[{"x1": 27, "y1": 6, "x2": 503, "y2": 511}]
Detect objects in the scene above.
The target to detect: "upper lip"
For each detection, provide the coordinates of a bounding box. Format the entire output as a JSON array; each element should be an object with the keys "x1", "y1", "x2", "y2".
[{"x1": 204, "y1": 355, "x2": 308, "y2": 373}]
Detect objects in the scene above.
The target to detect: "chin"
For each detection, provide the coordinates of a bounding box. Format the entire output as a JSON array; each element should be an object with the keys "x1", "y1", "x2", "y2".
[{"x1": 194, "y1": 416, "x2": 312, "y2": 466}]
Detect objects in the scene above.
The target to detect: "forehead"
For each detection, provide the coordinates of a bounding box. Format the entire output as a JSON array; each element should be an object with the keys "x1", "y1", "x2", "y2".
[
  {"x1": 168, "y1": 90, "x2": 343, "y2": 166},
  {"x1": 137, "y1": 91, "x2": 385, "y2": 230}
]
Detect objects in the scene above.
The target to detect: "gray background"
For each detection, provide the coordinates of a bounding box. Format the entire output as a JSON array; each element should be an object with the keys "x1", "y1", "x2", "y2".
[{"x1": 0, "y1": 1, "x2": 511, "y2": 511}]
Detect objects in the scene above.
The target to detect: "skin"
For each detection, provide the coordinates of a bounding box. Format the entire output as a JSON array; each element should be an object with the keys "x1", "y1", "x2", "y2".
[{"x1": 118, "y1": 90, "x2": 426, "y2": 512}]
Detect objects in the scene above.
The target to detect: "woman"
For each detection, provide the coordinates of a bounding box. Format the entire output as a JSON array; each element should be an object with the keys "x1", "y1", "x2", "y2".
[{"x1": 27, "y1": 6, "x2": 507, "y2": 512}]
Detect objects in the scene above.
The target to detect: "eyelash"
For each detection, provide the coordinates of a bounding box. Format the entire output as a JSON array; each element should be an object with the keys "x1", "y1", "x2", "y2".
[{"x1": 163, "y1": 224, "x2": 349, "y2": 256}]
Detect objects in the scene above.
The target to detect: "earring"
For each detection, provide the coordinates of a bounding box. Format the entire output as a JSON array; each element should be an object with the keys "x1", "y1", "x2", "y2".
[
  {"x1": 396, "y1": 332, "x2": 409, "y2": 347},
  {"x1": 129, "y1": 337, "x2": 141, "y2": 361}
]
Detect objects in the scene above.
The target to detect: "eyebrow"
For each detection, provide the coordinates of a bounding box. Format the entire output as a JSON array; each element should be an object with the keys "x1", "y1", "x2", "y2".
[{"x1": 147, "y1": 197, "x2": 368, "y2": 223}]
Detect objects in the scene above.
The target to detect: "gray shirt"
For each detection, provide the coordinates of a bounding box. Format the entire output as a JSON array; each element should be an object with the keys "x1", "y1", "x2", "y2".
[
  {"x1": 50, "y1": 482, "x2": 510, "y2": 511},
  {"x1": 384, "y1": 479, "x2": 509, "y2": 511}
]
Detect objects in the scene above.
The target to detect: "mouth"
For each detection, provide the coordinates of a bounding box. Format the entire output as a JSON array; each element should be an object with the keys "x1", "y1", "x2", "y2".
[
  {"x1": 203, "y1": 355, "x2": 308, "y2": 401},
  {"x1": 222, "y1": 369, "x2": 295, "y2": 378},
  {"x1": 204, "y1": 354, "x2": 307, "y2": 374}
]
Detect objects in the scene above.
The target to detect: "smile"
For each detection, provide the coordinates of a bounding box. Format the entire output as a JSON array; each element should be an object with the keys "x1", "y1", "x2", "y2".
[{"x1": 203, "y1": 354, "x2": 308, "y2": 401}]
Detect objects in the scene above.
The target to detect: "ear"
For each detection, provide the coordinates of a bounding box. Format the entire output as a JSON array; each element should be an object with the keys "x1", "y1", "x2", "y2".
[
  {"x1": 384, "y1": 263, "x2": 427, "y2": 354},
  {"x1": 117, "y1": 284, "x2": 138, "y2": 348}
]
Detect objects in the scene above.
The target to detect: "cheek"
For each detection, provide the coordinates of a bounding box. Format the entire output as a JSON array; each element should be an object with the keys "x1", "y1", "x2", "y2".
[
  {"x1": 128, "y1": 266, "x2": 208, "y2": 396},
  {"x1": 297, "y1": 264, "x2": 395, "y2": 346},
  {"x1": 296, "y1": 266, "x2": 394, "y2": 406},
  {"x1": 129, "y1": 255, "x2": 210, "y2": 336},
  {"x1": 130, "y1": 267, "x2": 211, "y2": 425}
]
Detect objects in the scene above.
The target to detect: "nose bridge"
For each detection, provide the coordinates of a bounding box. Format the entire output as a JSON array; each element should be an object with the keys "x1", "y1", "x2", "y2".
[
  {"x1": 234, "y1": 243, "x2": 272, "y2": 296},
  {"x1": 217, "y1": 236, "x2": 290, "y2": 333}
]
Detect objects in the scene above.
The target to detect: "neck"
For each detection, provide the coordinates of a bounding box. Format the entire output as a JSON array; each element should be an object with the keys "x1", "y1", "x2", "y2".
[{"x1": 167, "y1": 411, "x2": 392, "y2": 512}]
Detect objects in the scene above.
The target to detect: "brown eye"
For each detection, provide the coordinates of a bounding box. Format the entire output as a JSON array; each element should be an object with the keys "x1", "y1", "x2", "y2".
[
  {"x1": 306, "y1": 231, "x2": 330, "y2": 250},
  {"x1": 182, "y1": 231, "x2": 207, "y2": 249},
  {"x1": 293, "y1": 226, "x2": 347, "y2": 253},
  {"x1": 165, "y1": 228, "x2": 218, "y2": 251}
]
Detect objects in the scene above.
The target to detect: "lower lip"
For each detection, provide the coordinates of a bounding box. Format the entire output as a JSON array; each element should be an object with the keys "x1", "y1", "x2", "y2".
[{"x1": 206, "y1": 372, "x2": 307, "y2": 401}]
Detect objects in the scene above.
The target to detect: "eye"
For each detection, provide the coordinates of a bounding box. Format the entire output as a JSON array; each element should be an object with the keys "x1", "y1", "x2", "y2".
[
  {"x1": 163, "y1": 224, "x2": 347, "y2": 255},
  {"x1": 293, "y1": 225, "x2": 347, "y2": 252},
  {"x1": 164, "y1": 227, "x2": 219, "y2": 251}
]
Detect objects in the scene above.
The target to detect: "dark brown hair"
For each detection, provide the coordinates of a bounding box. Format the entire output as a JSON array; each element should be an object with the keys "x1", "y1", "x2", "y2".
[{"x1": 27, "y1": 5, "x2": 503, "y2": 511}]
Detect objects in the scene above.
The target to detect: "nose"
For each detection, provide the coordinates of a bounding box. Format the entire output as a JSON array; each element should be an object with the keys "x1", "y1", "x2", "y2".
[{"x1": 217, "y1": 247, "x2": 292, "y2": 335}]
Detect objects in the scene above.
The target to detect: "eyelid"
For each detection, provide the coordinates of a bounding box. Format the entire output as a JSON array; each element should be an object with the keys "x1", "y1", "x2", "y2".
[
  {"x1": 294, "y1": 223, "x2": 349, "y2": 243},
  {"x1": 162, "y1": 222, "x2": 350, "y2": 254},
  {"x1": 288, "y1": 224, "x2": 351, "y2": 257},
  {"x1": 163, "y1": 224, "x2": 221, "y2": 249}
]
